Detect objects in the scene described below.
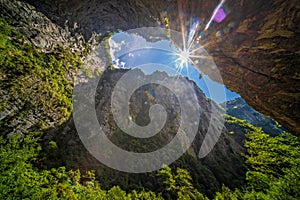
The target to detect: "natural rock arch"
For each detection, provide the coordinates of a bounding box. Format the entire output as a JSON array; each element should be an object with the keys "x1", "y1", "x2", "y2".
[{"x1": 18, "y1": 0, "x2": 300, "y2": 135}]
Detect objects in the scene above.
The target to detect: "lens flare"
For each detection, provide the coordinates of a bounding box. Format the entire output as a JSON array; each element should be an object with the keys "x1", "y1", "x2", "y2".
[
  {"x1": 172, "y1": 0, "x2": 227, "y2": 74},
  {"x1": 213, "y1": 8, "x2": 227, "y2": 23},
  {"x1": 144, "y1": 89, "x2": 156, "y2": 102},
  {"x1": 174, "y1": 48, "x2": 192, "y2": 73},
  {"x1": 204, "y1": 0, "x2": 226, "y2": 31},
  {"x1": 187, "y1": 18, "x2": 200, "y2": 48}
]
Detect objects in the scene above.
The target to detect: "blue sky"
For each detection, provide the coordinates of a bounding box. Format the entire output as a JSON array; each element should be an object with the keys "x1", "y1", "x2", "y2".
[{"x1": 109, "y1": 32, "x2": 240, "y2": 103}]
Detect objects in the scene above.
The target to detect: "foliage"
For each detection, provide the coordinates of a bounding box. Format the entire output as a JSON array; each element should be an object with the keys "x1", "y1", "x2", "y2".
[
  {"x1": 225, "y1": 114, "x2": 255, "y2": 130},
  {"x1": 207, "y1": 129, "x2": 300, "y2": 200},
  {"x1": 0, "y1": 11, "x2": 299, "y2": 200},
  {"x1": 157, "y1": 165, "x2": 208, "y2": 200},
  {"x1": 242, "y1": 130, "x2": 300, "y2": 199},
  {"x1": 214, "y1": 185, "x2": 240, "y2": 200},
  {"x1": 223, "y1": 98, "x2": 284, "y2": 136},
  {"x1": 0, "y1": 135, "x2": 164, "y2": 200},
  {"x1": 0, "y1": 17, "x2": 83, "y2": 135}
]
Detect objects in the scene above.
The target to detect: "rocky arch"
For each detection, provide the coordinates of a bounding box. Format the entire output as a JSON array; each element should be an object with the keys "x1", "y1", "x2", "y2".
[{"x1": 12, "y1": 0, "x2": 300, "y2": 135}]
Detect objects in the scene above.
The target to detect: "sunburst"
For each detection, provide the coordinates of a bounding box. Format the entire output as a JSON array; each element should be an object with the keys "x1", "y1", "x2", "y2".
[
  {"x1": 170, "y1": 0, "x2": 227, "y2": 74},
  {"x1": 174, "y1": 48, "x2": 192, "y2": 73}
]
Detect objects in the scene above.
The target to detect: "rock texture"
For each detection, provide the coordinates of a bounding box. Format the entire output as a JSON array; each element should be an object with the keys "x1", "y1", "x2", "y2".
[
  {"x1": 21, "y1": 0, "x2": 300, "y2": 135},
  {"x1": 2, "y1": 0, "x2": 293, "y2": 192},
  {"x1": 46, "y1": 68, "x2": 246, "y2": 196},
  {"x1": 0, "y1": 0, "x2": 86, "y2": 53},
  {"x1": 0, "y1": 0, "x2": 87, "y2": 136}
]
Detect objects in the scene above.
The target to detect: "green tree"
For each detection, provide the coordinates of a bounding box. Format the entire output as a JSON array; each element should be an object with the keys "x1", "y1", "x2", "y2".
[
  {"x1": 243, "y1": 130, "x2": 300, "y2": 199},
  {"x1": 157, "y1": 165, "x2": 177, "y2": 199},
  {"x1": 0, "y1": 135, "x2": 169, "y2": 199},
  {"x1": 157, "y1": 165, "x2": 208, "y2": 200},
  {"x1": 214, "y1": 185, "x2": 239, "y2": 200}
]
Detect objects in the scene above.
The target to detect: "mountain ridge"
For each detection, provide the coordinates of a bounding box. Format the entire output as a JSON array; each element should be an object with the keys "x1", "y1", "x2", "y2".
[
  {"x1": 221, "y1": 97, "x2": 284, "y2": 136},
  {"x1": 44, "y1": 67, "x2": 247, "y2": 197}
]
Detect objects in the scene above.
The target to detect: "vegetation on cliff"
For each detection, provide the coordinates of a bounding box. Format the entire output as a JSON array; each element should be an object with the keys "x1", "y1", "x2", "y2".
[
  {"x1": 0, "y1": 7, "x2": 299, "y2": 200},
  {"x1": 0, "y1": 17, "x2": 83, "y2": 135}
]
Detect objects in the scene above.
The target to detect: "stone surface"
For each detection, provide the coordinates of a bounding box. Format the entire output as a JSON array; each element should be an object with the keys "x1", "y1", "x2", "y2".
[
  {"x1": 47, "y1": 68, "x2": 246, "y2": 195},
  {"x1": 0, "y1": 0, "x2": 86, "y2": 53},
  {"x1": 0, "y1": 0, "x2": 87, "y2": 135},
  {"x1": 2, "y1": 0, "x2": 294, "y2": 193},
  {"x1": 21, "y1": 0, "x2": 300, "y2": 135}
]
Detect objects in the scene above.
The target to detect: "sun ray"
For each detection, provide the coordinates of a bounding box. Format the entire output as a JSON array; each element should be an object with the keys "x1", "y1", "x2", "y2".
[
  {"x1": 171, "y1": 0, "x2": 227, "y2": 76},
  {"x1": 189, "y1": 41, "x2": 216, "y2": 54},
  {"x1": 189, "y1": 55, "x2": 211, "y2": 59},
  {"x1": 178, "y1": 0, "x2": 187, "y2": 52}
]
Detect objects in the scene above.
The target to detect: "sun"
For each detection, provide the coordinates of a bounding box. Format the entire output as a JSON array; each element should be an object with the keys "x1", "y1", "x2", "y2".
[
  {"x1": 173, "y1": 48, "x2": 194, "y2": 73},
  {"x1": 179, "y1": 49, "x2": 190, "y2": 62}
]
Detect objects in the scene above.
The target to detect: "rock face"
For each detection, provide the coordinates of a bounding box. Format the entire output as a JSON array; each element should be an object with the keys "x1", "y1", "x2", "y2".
[
  {"x1": 2, "y1": 0, "x2": 294, "y2": 191},
  {"x1": 46, "y1": 68, "x2": 246, "y2": 196},
  {"x1": 0, "y1": 0, "x2": 86, "y2": 53},
  {"x1": 0, "y1": 0, "x2": 88, "y2": 136},
  {"x1": 21, "y1": 0, "x2": 300, "y2": 135}
]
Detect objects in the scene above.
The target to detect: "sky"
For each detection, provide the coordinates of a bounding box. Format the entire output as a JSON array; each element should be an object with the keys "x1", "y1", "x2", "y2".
[{"x1": 109, "y1": 32, "x2": 240, "y2": 104}]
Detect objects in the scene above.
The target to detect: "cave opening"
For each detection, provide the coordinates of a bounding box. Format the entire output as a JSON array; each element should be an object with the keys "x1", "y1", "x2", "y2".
[
  {"x1": 99, "y1": 30, "x2": 285, "y2": 136},
  {"x1": 108, "y1": 31, "x2": 240, "y2": 104}
]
